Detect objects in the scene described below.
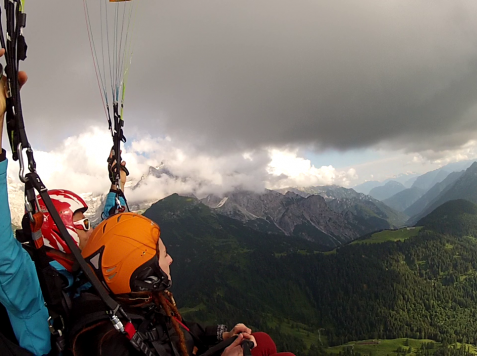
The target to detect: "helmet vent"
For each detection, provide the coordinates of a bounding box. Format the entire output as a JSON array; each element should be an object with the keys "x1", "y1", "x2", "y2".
[
  {"x1": 106, "y1": 266, "x2": 117, "y2": 273},
  {"x1": 102, "y1": 223, "x2": 107, "y2": 233},
  {"x1": 108, "y1": 272, "x2": 117, "y2": 280}
]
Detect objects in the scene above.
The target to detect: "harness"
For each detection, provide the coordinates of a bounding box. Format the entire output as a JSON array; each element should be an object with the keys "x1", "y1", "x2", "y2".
[
  {"x1": 0, "y1": 3, "x2": 153, "y2": 355},
  {"x1": 68, "y1": 293, "x2": 179, "y2": 356},
  {"x1": 68, "y1": 292, "x2": 247, "y2": 356},
  {"x1": 0, "y1": 3, "x2": 253, "y2": 355}
]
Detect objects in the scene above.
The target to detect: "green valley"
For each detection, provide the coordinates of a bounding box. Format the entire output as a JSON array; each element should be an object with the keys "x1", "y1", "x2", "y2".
[{"x1": 144, "y1": 196, "x2": 477, "y2": 355}]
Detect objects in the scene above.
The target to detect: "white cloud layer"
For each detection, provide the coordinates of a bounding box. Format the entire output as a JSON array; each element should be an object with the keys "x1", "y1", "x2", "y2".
[
  {"x1": 6, "y1": 127, "x2": 364, "y2": 203},
  {"x1": 266, "y1": 149, "x2": 358, "y2": 189},
  {"x1": 5, "y1": 126, "x2": 477, "y2": 206}
]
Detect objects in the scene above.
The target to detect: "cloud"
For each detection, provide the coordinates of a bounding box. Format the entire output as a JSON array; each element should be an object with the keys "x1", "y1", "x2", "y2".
[
  {"x1": 266, "y1": 149, "x2": 358, "y2": 189},
  {"x1": 6, "y1": 126, "x2": 364, "y2": 205},
  {"x1": 407, "y1": 140, "x2": 477, "y2": 166},
  {"x1": 16, "y1": 0, "x2": 477, "y2": 161}
]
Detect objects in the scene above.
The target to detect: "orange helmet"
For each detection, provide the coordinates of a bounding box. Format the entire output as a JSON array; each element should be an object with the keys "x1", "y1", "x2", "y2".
[{"x1": 81, "y1": 212, "x2": 171, "y2": 295}]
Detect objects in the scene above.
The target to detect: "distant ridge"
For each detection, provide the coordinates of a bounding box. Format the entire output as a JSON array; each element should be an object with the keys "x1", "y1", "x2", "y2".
[
  {"x1": 417, "y1": 199, "x2": 477, "y2": 237},
  {"x1": 408, "y1": 162, "x2": 477, "y2": 225}
]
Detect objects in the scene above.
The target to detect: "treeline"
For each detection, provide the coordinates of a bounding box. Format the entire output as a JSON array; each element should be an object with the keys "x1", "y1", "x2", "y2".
[
  {"x1": 330, "y1": 342, "x2": 473, "y2": 356},
  {"x1": 149, "y1": 196, "x2": 477, "y2": 354},
  {"x1": 175, "y1": 227, "x2": 477, "y2": 352},
  {"x1": 285, "y1": 229, "x2": 477, "y2": 346}
]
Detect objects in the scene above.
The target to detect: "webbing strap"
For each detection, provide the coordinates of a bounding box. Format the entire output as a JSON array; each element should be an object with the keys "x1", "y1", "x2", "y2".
[
  {"x1": 27, "y1": 172, "x2": 121, "y2": 313},
  {"x1": 1, "y1": 0, "x2": 29, "y2": 163},
  {"x1": 129, "y1": 332, "x2": 156, "y2": 356},
  {"x1": 0, "y1": 2, "x2": 151, "y2": 355},
  {"x1": 111, "y1": 102, "x2": 128, "y2": 215},
  {"x1": 29, "y1": 173, "x2": 155, "y2": 354}
]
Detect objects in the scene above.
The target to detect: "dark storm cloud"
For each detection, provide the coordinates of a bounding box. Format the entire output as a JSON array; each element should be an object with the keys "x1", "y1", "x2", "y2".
[{"x1": 19, "y1": 1, "x2": 477, "y2": 155}]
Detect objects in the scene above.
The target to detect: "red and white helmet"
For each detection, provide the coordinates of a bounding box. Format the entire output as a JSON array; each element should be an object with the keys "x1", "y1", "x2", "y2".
[{"x1": 37, "y1": 189, "x2": 88, "y2": 254}]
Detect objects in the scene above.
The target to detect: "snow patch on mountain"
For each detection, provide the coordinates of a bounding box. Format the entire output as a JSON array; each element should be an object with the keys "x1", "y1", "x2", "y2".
[{"x1": 216, "y1": 197, "x2": 228, "y2": 208}]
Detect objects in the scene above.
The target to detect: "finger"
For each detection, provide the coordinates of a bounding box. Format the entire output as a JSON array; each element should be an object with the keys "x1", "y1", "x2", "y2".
[
  {"x1": 226, "y1": 334, "x2": 243, "y2": 349},
  {"x1": 233, "y1": 324, "x2": 251, "y2": 335},
  {"x1": 0, "y1": 48, "x2": 4, "y2": 57},
  {"x1": 121, "y1": 161, "x2": 126, "y2": 166},
  {"x1": 18, "y1": 71, "x2": 27, "y2": 88},
  {"x1": 239, "y1": 327, "x2": 252, "y2": 334}
]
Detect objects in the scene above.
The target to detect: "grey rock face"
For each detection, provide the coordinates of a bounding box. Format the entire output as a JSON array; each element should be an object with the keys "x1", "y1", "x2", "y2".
[{"x1": 201, "y1": 189, "x2": 396, "y2": 247}]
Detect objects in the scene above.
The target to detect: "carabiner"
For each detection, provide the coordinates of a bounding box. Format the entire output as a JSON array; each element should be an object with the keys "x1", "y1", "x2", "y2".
[{"x1": 17, "y1": 142, "x2": 27, "y2": 182}]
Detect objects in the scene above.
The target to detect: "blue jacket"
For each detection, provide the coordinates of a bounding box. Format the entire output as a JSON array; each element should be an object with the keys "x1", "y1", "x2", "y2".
[
  {"x1": 0, "y1": 153, "x2": 51, "y2": 356},
  {"x1": 0, "y1": 151, "x2": 126, "y2": 355},
  {"x1": 104, "y1": 191, "x2": 126, "y2": 219}
]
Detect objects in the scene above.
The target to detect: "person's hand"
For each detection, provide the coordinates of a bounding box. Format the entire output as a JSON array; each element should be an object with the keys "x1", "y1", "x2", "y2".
[
  {"x1": 221, "y1": 333, "x2": 257, "y2": 356},
  {"x1": 0, "y1": 48, "x2": 28, "y2": 150},
  {"x1": 107, "y1": 148, "x2": 128, "y2": 191},
  {"x1": 223, "y1": 323, "x2": 252, "y2": 340}
]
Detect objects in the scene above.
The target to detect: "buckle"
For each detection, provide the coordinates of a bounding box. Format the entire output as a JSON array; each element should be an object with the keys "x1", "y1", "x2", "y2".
[{"x1": 48, "y1": 315, "x2": 65, "y2": 336}]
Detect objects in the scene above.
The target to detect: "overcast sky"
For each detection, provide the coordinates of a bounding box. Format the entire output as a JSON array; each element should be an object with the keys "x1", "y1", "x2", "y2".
[{"x1": 5, "y1": 0, "x2": 477, "y2": 201}]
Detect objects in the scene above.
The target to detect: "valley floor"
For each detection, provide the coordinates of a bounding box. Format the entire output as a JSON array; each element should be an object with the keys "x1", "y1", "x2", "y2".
[{"x1": 325, "y1": 339, "x2": 476, "y2": 356}]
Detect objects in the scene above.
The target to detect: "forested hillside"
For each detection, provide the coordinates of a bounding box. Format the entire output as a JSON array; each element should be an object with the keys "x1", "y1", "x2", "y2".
[{"x1": 144, "y1": 196, "x2": 477, "y2": 355}]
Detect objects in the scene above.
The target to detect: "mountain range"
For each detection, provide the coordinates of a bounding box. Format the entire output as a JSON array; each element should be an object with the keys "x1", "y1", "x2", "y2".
[
  {"x1": 142, "y1": 193, "x2": 477, "y2": 354},
  {"x1": 7, "y1": 154, "x2": 477, "y2": 355},
  {"x1": 201, "y1": 188, "x2": 405, "y2": 248},
  {"x1": 7, "y1": 157, "x2": 477, "y2": 248},
  {"x1": 352, "y1": 160, "x2": 474, "y2": 195},
  {"x1": 407, "y1": 162, "x2": 477, "y2": 225}
]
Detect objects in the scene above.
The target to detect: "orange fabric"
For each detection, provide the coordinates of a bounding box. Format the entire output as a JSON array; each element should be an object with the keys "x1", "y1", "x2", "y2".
[
  {"x1": 34, "y1": 238, "x2": 44, "y2": 249},
  {"x1": 30, "y1": 212, "x2": 44, "y2": 232}
]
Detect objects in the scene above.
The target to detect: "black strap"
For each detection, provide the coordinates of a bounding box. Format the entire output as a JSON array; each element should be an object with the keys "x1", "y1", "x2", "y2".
[
  {"x1": 242, "y1": 341, "x2": 254, "y2": 356},
  {"x1": 28, "y1": 172, "x2": 123, "y2": 314},
  {"x1": 0, "y1": 2, "x2": 152, "y2": 355},
  {"x1": 0, "y1": 1, "x2": 29, "y2": 164},
  {"x1": 19, "y1": 183, "x2": 69, "y2": 354},
  {"x1": 110, "y1": 104, "x2": 128, "y2": 215},
  {"x1": 129, "y1": 333, "x2": 156, "y2": 356},
  {"x1": 68, "y1": 292, "x2": 159, "y2": 356},
  {"x1": 68, "y1": 293, "x2": 146, "y2": 340}
]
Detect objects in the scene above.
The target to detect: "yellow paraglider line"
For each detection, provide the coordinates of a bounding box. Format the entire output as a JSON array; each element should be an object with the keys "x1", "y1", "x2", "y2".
[
  {"x1": 119, "y1": 2, "x2": 136, "y2": 122},
  {"x1": 82, "y1": 0, "x2": 137, "y2": 127}
]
